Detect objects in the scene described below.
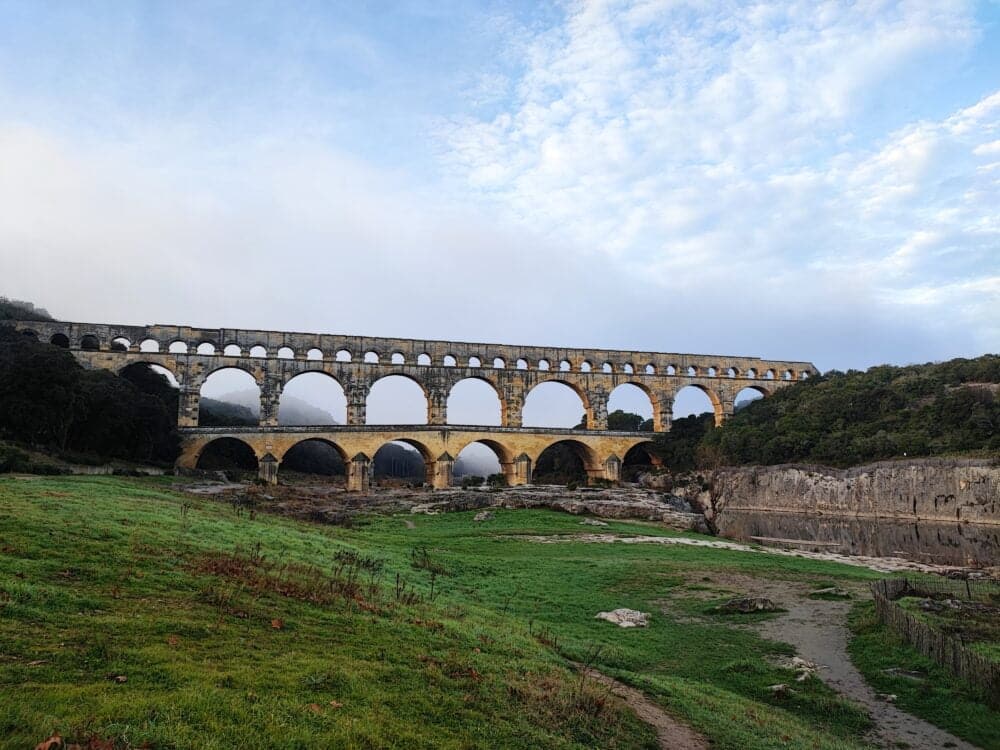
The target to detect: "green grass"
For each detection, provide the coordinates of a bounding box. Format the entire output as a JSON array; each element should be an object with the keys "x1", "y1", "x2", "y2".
[
  {"x1": 0, "y1": 475, "x2": 941, "y2": 749},
  {"x1": 847, "y1": 602, "x2": 1000, "y2": 749}
]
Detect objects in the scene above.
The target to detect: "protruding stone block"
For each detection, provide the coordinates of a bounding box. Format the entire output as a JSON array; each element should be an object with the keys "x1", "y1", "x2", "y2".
[
  {"x1": 258, "y1": 453, "x2": 279, "y2": 485},
  {"x1": 513, "y1": 453, "x2": 532, "y2": 485},
  {"x1": 433, "y1": 452, "x2": 454, "y2": 489},
  {"x1": 348, "y1": 452, "x2": 371, "y2": 493}
]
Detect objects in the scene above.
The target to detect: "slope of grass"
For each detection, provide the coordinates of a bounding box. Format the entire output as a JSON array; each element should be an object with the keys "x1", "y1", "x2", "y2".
[
  {"x1": 847, "y1": 602, "x2": 1000, "y2": 749},
  {"x1": 0, "y1": 476, "x2": 902, "y2": 748}
]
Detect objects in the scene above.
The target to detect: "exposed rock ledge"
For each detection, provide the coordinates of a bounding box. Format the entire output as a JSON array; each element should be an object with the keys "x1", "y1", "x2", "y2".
[{"x1": 411, "y1": 486, "x2": 709, "y2": 533}]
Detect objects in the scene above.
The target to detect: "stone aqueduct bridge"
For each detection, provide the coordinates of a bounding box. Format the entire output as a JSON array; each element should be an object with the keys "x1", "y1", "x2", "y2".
[{"x1": 14, "y1": 320, "x2": 816, "y2": 490}]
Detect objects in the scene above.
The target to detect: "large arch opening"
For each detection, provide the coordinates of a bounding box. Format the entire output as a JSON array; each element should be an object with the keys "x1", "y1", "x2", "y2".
[
  {"x1": 607, "y1": 383, "x2": 654, "y2": 431},
  {"x1": 198, "y1": 368, "x2": 260, "y2": 426},
  {"x1": 522, "y1": 381, "x2": 587, "y2": 428},
  {"x1": 196, "y1": 438, "x2": 258, "y2": 476},
  {"x1": 279, "y1": 372, "x2": 346, "y2": 425},
  {"x1": 372, "y1": 440, "x2": 429, "y2": 486},
  {"x1": 366, "y1": 375, "x2": 428, "y2": 425},
  {"x1": 118, "y1": 362, "x2": 180, "y2": 427},
  {"x1": 533, "y1": 440, "x2": 596, "y2": 485},
  {"x1": 453, "y1": 440, "x2": 510, "y2": 484},
  {"x1": 673, "y1": 385, "x2": 719, "y2": 421},
  {"x1": 734, "y1": 386, "x2": 768, "y2": 412},
  {"x1": 623, "y1": 442, "x2": 657, "y2": 482},
  {"x1": 280, "y1": 439, "x2": 346, "y2": 481},
  {"x1": 447, "y1": 378, "x2": 502, "y2": 426}
]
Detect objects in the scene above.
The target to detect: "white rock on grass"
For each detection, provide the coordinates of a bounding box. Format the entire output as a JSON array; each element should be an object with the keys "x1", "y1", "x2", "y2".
[
  {"x1": 595, "y1": 608, "x2": 650, "y2": 628},
  {"x1": 580, "y1": 518, "x2": 609, "y2": 527}
]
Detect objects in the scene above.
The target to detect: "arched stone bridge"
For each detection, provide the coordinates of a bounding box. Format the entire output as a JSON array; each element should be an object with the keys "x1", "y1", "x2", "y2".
[{"x1": 13, "y1": 319, "x2": 816, "y2": 489}]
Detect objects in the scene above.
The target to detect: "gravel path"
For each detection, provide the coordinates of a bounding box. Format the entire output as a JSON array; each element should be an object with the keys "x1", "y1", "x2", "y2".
[{"x1": 748, "y1": 580, "x2": 981, "y2": 750}]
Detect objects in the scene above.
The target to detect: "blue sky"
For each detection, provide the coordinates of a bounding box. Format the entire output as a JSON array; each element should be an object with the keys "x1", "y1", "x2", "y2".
[{"x1": 2, "y1": 1, "x2": 999, "y2": 424}]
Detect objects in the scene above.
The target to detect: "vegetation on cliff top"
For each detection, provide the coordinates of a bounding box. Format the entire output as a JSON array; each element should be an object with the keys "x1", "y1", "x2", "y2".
[{"x1": 650, "y1": 354, "x2": 1000, "y2": 470}]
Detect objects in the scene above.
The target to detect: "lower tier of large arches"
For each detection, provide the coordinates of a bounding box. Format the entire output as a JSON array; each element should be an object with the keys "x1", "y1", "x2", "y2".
[{"x1": 178, "y1": 426, "x2": 654, "y2": 490}]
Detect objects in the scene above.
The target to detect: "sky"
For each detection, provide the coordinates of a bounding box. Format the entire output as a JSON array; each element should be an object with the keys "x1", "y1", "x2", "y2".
[{"x1": 2, "y1": 0, "x2": 999, "y2": 433}]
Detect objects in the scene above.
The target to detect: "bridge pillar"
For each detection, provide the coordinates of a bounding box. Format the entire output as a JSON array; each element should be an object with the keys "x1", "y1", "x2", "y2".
[
  {"x1": 428, "y1": 387, "x2": 448, "y2": 425},
  {"x1": 502, "y1": 389, "x2": 524, "y2": 428},
  {"x1": 258, "y1": 453, "x2": 279, "y2": 485},
  {"x1": 259, "y1": 375, "x2": 282, "y2": 427},
  {"x1": 588, "y1": 387, "x2": 608, "y2": 430},
  {"x1": 347, "y1": 453, "x2": 371, "y2": 492},
  {"x1": 717, "y1": 398, "x2": 735, "y2": 427},
  {"x1": 654, "y1": 394, "x2": 673, "y2": 432},
  {"x1": 178, "y1": 386, "x2": 200, "y2": 427},
  {"x1": 432, "y1": 452, "x2": 454, "y2": 489},
  {"x1": 603, "y1": 454, "x2": 622, "y2": 483},
  {"x1": 512, "y1": 453, "x2": 532, "y2": 485},
  {"x1": 346, "y1": 382, "x2": 370, "y2": 426}
]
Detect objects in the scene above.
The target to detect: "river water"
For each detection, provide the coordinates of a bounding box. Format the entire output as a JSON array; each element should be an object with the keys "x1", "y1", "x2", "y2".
[{"x1": 716, "y1": 511, "x2": 999, "y2": 567}]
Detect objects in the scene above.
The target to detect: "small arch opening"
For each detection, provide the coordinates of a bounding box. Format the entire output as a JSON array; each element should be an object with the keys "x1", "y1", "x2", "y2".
[
  {"x1": 417, "y1": 353, "x2": 431, "y2": 366},
  {"x1": 364, "y1": 351, "x2": 380, "y2": 364},
  {"x1": 468, "y1": 356, "x2": 482, "y2": 368},
  {"x1": 250, "y1": 345, "x2": 267, "y2": 358},
  {"x1": 580, "y1": 361, "x2": 592, "y2": 373},
  {"x1": 168, "y1": 341, "x2": 187, "y2": 354},
  {"x1": 80, "y1": 334, "x2": 100, "y2": 351},
  {"x1": 391, "y1": 352, "x2": 405, "y2": 365},
  {"x1": 306, "y1": 348, "x2": 323, "y2": 361},
  {"x1": 493, "y1": 357, "x2": 506, "y2": 369},
  {"x1": 538, "y1": 359, "x2": 550, "y2": 371},
  {"x1": 443, "y1": 355, "x2": 457, "y2": 367},
  {"x1": 335, "y1": 349, "x2": 352, "y2": 362},
  {"x1": 110, "y1": 337, "x2": 131, "y2": 352},
  {"x1": 197, "y1": 342, "x2": 216, "y2": 355},
  {"x1": 50, "y1": 333, "x2": 70, "y2": 349},
  {"x1": 645, "y1": 364, "x2": 655, "y2": 374},
  {"x1": 516, "y1": 358, "x2": 528, "y2": 370},
  {"x1": 224, "y1": 344, "x2": 242, "y2": 357},
  {"x1": 602, "y1": 362, "x2": 613, "y2": 373},
  {"x1": 277, "y1": 347, "x2": 294, "y2": 360}
]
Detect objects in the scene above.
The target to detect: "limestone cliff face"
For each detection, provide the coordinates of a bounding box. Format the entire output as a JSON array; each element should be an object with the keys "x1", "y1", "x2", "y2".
[
  {"x1": 708, "y1": 458, "x2": 999, "y2": 524},
  {"x1": 703, "y1": 459, "x2": 999, "y2": 566}
]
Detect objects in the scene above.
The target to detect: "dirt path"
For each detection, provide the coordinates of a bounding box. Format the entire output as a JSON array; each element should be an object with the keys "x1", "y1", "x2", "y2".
[
  {"x1": 742, "y1": 578, "x2": 981, "y2": 750},
  {"x1": 577, "y1": 666, "x2": 709, "y2": 750}
]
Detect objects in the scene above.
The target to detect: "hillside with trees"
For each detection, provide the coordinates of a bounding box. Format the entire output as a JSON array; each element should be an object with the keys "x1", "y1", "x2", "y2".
[{"x1": 648, "y1": 355, "x2": 1000, "y2": 471}]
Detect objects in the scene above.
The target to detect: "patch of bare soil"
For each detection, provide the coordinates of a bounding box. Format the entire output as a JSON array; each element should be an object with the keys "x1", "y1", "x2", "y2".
[
  {"x1": 710, "y1": 574, "x2": 980, "y2": 750},
  {"x1": 576, "y1": 666, "x2": 709, "y2": 750}
]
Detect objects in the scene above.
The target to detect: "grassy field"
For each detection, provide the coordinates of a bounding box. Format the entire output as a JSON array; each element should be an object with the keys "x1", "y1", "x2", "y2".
[{"x1": 0, "y1": 475, "x2": 985, "y2": 749}]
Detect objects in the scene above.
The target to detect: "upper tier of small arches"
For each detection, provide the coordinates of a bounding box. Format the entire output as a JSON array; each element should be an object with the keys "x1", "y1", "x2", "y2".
[{"x1": 13, "y1": 321, "x2": 816, "y2": 381}]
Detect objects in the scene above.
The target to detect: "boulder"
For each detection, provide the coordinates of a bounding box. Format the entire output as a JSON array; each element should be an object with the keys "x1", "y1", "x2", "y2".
[
  {"x1": 473, "y1": 510, "x2": 494, "y2": 522},
  {"x1": 717, "y1": 597, "x2": 779, "y2": 614},
  {"x1": 595, "y1": 608, "x2": 650, "y2": 628}
]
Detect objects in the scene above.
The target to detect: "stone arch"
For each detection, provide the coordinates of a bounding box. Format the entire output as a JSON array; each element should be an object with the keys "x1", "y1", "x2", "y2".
[
  {"x1": 538, "y1": 359, "x2": 550, "y2": 371},
  {"x1": 447, "y1": 377, "x2": 503, "y2": 426},
  {"x1": 366, "y1": 374, "x2": 428, "y2": 425},
  {"x1": 492, "y1": 357, "x2": 506, "y2": 369},
  {"x1": 306, "y1": 348, "x2": 323, "y2": 361},
  {"x1": 672, "y1": 384, "x2": 724, "y2": 426},
  {"x1": 522, "y1": 379, "x2": 590, "y2": 428},
  {"x1": 623, "y1": 363, "x2": 634, "y2": 374},
  {"x1": 623, "y1": 441, "x2": 658, "y2": 480},
  {"x1": 198, "y1": 367, "x2": 261, "y2": 426},
  {"x1": 559, "y1": 359, "x2": 571, "y2": 371},
  {"x1": 110, "y1": 336, "x2": 131, "y2": 351},
  {"x1": 580, "y1": 361, "x2": 592, "y2": 372},
  {"x1": 372, "y1": 437, "x2": 432, "y2": 485},
  {"x1": 607, "y1": 382, "x2": 657, "y2": 431},
  {"x1": 452, "y1": 438, "x2": 514, "y2": 484},
  {"x1": 364, "y1": 351, "x2": 380, "y2": 364},
  {"x1": 20, "y1": 329, "x2": 38, "y2": 339},
  {"x1": 532, "y1": 439, "x2": 600, "y2": 484},
  {"x1": 443, "y1": 355, "x2": 457, "y2": 367},
  {"x1": 196, "y1": 341, "x2": 217, "y2": 355},
  {"x1": 601, "y1": 362, "x2": 613, "y2": 373},
  {"x1": 139, "y1": 338, "x2": 160, "y2": 353},
  {"x1": 249, "y1": 345, "x2": 267, "y2": 358},
  {"x1": 195, "y1": 437, "x2": 259, "y2": 473},
  {"x1": 468, "y1": 356, "x2": 482, "y2": 368},
  {"x1": 391, "y1": 352, "x2": 405, "y2": 365},
  {"x1": 417, "y1": 353, "x2": 431, "y2": 366},
  {"x1": 117, "y1": 359, "x2": 179, "y2": 384},
  {"x1": 644, "y1": 364, "x2": 656, "y2": 374},
  {"x1": 734, "y1": 384, "x2": 769, "y2": 412},
  {"x1": 80, "y1": 334, "x2": 100, "y2": 351},
  {"x1": 279, "y1": 438, "x2": 347, "y2": 478},
  {"x1": 49, "y1": 333, "x2": 70, "y2": 348},
  {"x1": 335, "y1": 349, "x2": 352, "y2": 362},
  {"x1": 169, "y1": 340, "x2": 188, "y2": 354},
  {"x1": 223, "y1": 344, "x2": 242, "y2": 356},
  {"x1": 277, "y1": 346, "x2": 294, "y2": 359},
  {"x1": 279, "y1": 371, "x2": 346, "y2": 425},
  {"x1": 516, "y1": 358, "x2": 528, "y2": 370}
]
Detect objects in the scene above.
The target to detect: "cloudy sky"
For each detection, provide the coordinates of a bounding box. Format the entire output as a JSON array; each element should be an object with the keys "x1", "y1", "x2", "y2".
[{"x1": 2, "y1": 1, "x2": 999, "y2": 427}]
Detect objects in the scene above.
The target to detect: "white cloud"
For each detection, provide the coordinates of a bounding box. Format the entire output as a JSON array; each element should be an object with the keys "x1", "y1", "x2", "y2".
[{"x1": 439, "y1": 0, "x2": 998, "y2": 355}]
